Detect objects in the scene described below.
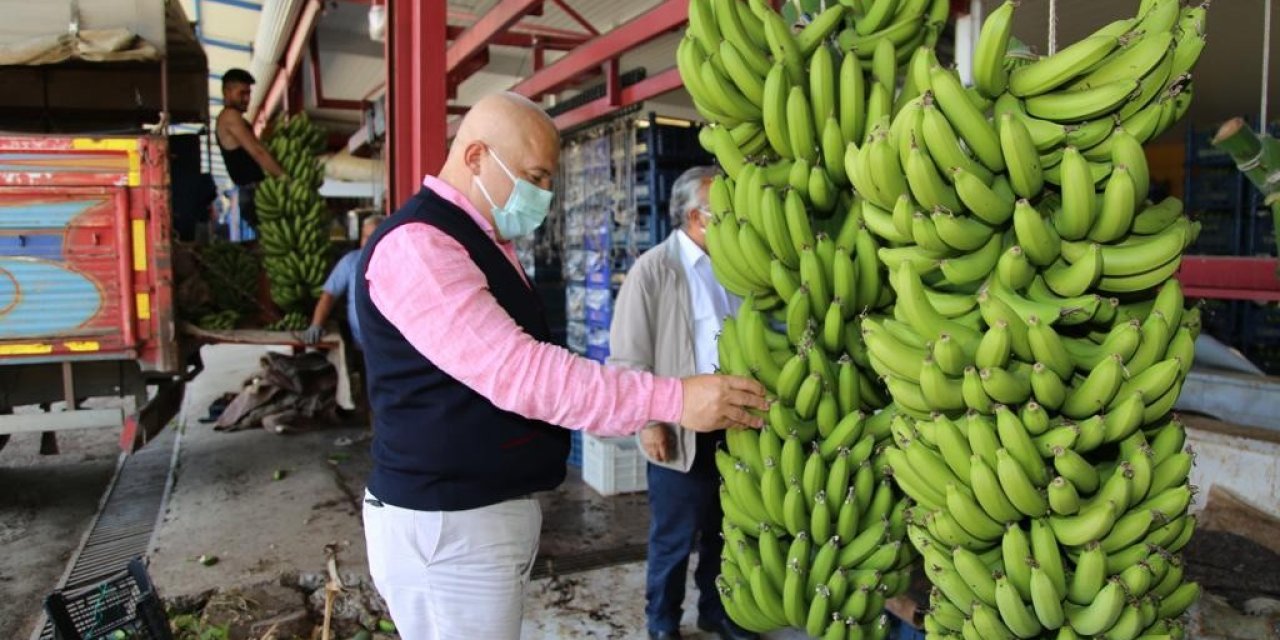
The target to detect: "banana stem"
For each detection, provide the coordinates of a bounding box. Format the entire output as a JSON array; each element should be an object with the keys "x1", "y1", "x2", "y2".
[
  {"x1": 1212, "y1": 117, "x2": 1280, "y2": 271},
  {"x1": 1212, "y1": 118, "x2": 1280, "y2": 197}
]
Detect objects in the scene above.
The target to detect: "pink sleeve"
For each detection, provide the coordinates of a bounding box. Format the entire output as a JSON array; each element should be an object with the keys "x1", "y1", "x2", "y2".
[{"x1": 366, "y1": 224, "x2": 683, "y2": 436}]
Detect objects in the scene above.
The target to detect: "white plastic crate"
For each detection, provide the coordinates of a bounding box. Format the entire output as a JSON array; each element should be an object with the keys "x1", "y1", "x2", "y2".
[{"x1": 582, "y1": 434, "x2": 648, "y2": 496}]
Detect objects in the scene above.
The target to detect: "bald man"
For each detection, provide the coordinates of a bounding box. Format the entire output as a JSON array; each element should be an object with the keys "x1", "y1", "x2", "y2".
[{"x1": 353, "y1": 92, "x2": 768, "y2": 640}]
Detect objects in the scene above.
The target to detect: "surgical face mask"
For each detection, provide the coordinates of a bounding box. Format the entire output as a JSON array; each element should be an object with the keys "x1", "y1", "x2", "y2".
[{"x1": 472, "y1": 146, "x2": 553, "y2": 239}]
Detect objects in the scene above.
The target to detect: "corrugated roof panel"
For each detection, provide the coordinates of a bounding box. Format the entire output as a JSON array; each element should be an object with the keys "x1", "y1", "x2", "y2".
[
  {"x1": 199, "y1": 1, "x2": 263, "y2": 40},
  {"x1": 205, "y1": 46, "x2": 253, "y2": 71},
  {"x1": 314, "y1": 39, "x2": 383, "y2": 101}
]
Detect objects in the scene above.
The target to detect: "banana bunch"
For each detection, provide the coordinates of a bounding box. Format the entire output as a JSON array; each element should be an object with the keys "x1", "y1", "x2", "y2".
[
  {"x1": 268, "y1": 111, "x2": 327, "y2": 157},
  {"x1": 682, "y1": 0, "x2": 947, "y2": 170},
  {"x1": 975, "y1": 0, "x2": 1206, "y2": 167},
  {"x1": 714, "y1": 406, "x2": 918, "y2": 637},
  {"x1": 891, "y1": 409, "x2": 1200, "y2": 640},
  {"x1": 848, "y1": 2, "x2": 1214, "y2": 636},
  {"x1": 267, "y1": 310, "x2": 310, "y2": 332},
  {"x1": 197, "y1": 309, "x2": 241, "y2": 331},
  {"x1": 258, "y1": 114, "x2": 331, "y2": 316},
  {"x1": 679, "y1": 0, "x2": 953, "y2": 632},
  {"x1": 200, "y1": 241, "x2": 261, "y2": 315}
]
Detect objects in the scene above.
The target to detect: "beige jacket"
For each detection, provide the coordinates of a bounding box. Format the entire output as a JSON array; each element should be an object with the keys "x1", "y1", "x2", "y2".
[{"x1": 607, "y1": 233, "x2": 700, "y2": 473}]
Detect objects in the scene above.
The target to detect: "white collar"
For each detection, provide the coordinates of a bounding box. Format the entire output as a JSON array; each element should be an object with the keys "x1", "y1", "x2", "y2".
[{"x1": 674, "y1": 228, "x2": 707, "y2": 274}]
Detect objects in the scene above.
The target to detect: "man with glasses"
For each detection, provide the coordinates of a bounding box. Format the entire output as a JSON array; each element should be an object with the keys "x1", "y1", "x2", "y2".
[{"x1": 609, "y1": 166, "x2": 755, "y2": 640}]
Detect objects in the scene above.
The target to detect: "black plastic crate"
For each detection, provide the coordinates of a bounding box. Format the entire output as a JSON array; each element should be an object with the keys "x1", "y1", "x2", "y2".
[
  {"x1": 44, "y1": 559, "x2": 173, "y2": 640},
  {"x1": 1244, "y1": 344, "x2": 1280, "y2": 376},
  {"x1": 1196, "y1": 299, "x2": 1238, "y2": 343},
  {"x1": 1187, "y1": 209, "x2": 1239, "y2": 255},
  {"x1": 1186, "y1": 171, "x2": 1240, "y2": 210},
  {"x1": 1249, "y1": 205, "x2": 1277, "y2": 255},
  {"x1": 1239, "y1": 302, "x2": 1280, "y2": 345},
  {"x1": 646, "y1": 124, "x2": 705, "y2": 160}
]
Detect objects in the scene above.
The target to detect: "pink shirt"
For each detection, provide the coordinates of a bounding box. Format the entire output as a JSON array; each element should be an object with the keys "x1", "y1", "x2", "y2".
[{"x1": 364, "y1": 175, "x2": 683, "y2": 436}]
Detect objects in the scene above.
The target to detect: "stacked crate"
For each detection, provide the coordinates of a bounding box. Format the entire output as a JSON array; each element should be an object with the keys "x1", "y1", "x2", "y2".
[
  {"x1": 556, "y1": 114, "x2": 709, "y2": 484},
  {"x1": 1184, "y1": 124, "x2": 1280, "y2": 374}
]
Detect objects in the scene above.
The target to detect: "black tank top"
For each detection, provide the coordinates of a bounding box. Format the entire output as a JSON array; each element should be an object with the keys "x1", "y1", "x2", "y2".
[{"x1": 217, "y1": 118, "x2": 266, "y2": 186}]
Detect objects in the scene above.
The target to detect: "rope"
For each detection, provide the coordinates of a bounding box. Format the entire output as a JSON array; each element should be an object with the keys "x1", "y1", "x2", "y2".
[
  {"x1": 1048, "y1": 0, "x2": 1059, "y2": 55},
  {"x1": 1240, "y1": 148, "x2": 1267, "y2": 172},
  {"x1": 84, "y1": 582, "x2": 111, "y2": 638},
  {"x1": 1263, "y1": 0, "x2": 1273, "y2": 129}
]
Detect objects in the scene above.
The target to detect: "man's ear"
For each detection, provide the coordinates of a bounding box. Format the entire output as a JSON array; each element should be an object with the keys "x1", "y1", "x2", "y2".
[{"x1": 462, "y1": 141, "x2": 486, "y2": 176}]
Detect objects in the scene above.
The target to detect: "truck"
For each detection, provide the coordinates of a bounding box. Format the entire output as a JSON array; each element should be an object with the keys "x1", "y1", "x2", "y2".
[{"x1": 0, "y1": 0, "x2": 210, "y2": 453}]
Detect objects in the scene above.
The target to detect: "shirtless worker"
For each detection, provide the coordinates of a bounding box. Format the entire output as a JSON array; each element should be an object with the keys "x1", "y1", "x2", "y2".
[{"x1": 215, "y1": 68, "x2": 286, "y2": 232}]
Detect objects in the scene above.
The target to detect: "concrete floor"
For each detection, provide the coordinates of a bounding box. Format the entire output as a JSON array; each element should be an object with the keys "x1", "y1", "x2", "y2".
[
  {"x1": 154, "y1": 344, "x2": 811, "y2": 638},
  {"x1": 0, "y1": 344, "x2": 865, "y2": 638},
  {"x1": 0, "y1": 426, "x2": 119, "y2": 640}
]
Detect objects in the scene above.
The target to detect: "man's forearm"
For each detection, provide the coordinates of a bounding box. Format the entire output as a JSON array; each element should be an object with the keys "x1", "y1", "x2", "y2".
[
  {"x1": 311, "y1": 292, "x2": 337, "y2": 327},
  {"x1": 253, "y1": 147, "x2": 286, "y2": 177}
]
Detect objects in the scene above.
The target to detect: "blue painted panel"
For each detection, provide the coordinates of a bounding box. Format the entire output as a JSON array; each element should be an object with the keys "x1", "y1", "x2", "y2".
[
  {"x1": 0, "y1": 235, "x2": 63, "y2": 260},
  {"x1": 0, "y1": 258, "x2": 102, "y2": 338},
  {"x1": 0, "y1": 199, "x2": 101, "y2": 230}
]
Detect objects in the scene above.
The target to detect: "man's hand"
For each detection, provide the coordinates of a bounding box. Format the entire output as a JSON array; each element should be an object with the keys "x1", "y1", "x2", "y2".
[
  {"x1": 302, "y1": 324, "x2": 324, "y2": 345},
  {"x1": 639, "y1": 424, "x2": 672, "y2": 462},
  {"x1": 679, "y1": 374, "x2": 768, "y2": 432}
]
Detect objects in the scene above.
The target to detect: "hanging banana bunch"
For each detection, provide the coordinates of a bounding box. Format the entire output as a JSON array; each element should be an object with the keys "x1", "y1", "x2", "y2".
[
  {"x1": 857, "y1": 1, "x2": 1210, "y2": 637},
  {"x1": 679, "y1": 0, "x2": 952, "y2": 635},
  {"x1": 257, "y1": 112, "x2": 332, "y2": 331}
]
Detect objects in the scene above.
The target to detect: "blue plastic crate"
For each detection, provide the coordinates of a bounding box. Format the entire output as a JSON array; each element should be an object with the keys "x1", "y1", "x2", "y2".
[
  {"x1": 584, "y1": 226, "x2": 611, "y2": 252},
  {"x1": 585, "y1": 344, "x2": 610, "y2": 363},
  {"x1": 585, "y1": 249, "x2": 611, "y2": 287},
  {"x1": 888, "y1": 613, "x2": 925, "y2": 640},
  {"x1": 567, "y1": 431, "x2": 583, "y2": 467},
  {"x1": 586, "y1": 326, "x2": 610, "y2": 363},
  {"x1": 584, "y1": 283, "x2": 612, "y2": 325}
]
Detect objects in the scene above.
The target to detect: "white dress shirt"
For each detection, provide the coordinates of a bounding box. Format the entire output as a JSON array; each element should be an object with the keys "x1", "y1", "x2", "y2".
[{"x1": 674, "y1": 229, "x2": 739, "y2": 375}]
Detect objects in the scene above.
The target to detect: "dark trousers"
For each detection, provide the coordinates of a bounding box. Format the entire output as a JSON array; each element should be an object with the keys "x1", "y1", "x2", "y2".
[
  {"x1": 238, "y1": 182, "x2": 259, "y2": 228},
  {"x1": 645, "y1": 432, "x2": 725, "y2": 633}
]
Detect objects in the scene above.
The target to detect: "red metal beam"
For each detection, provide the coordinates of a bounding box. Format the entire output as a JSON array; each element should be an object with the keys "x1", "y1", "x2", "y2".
[
  {"x1": 447, "y1": 0, "x2": 544, "y2": 74},
  {"x1": 605, "y1": 59, "x2": 620, "y2": 107},
  {"x1": 449, "y1": 48, "x2": 490, "y2": 96},
  {"x1": 447, "y1": 9, "x2": 588, "y2": 40},
  {"x1": 310, "y1": 36, "x2": 366, "y2": 111},
  {"x1": 552, "y1": 66, "x2": 684, "y2": 131},
  {"x1": 254, "y1": 0, "x2": 323, "y2": 132},
  {"x1": 1178, "y1": 255, "x2": 1280, "y2": 301},
  {"x1": 549, "y1": 0, "x2": 599, "y2": 35},
  {"x1": 511, "y1": 0, "x2": 688, "y2": 101},
  {"x1": 388, "y1": 0, "x2": 448, "y2": 206},
  {"x1": 445, "y1": 24, "x2": 587, "y2": 50}
]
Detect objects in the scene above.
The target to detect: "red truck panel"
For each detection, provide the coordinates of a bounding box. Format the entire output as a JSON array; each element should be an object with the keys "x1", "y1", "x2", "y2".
[{"x1": 0, "y1": 135, "x2": 177, "y2": 373}]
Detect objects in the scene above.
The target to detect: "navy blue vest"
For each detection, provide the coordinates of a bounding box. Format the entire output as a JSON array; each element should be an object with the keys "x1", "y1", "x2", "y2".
[{"x1": 354, "y1": 188, "x2": 569, "y2": 511}]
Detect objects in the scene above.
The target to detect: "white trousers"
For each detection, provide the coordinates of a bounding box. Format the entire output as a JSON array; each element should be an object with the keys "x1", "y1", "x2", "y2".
[{"x1": 363, "y1": 491, "x2": 542, "y2": 640}]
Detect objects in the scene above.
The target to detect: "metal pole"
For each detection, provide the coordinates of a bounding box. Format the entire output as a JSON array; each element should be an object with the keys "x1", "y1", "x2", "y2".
[
  {"x1": 1262, "y1": 0, "x2": 1273, "y2": 129},
  {"x1": 1048, "y1": 0, "x2": 1058, "y2": 55}
]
